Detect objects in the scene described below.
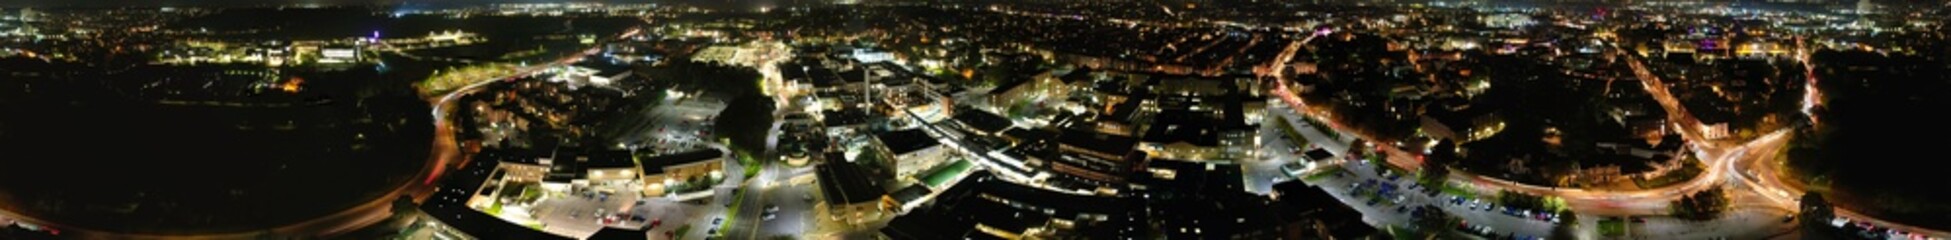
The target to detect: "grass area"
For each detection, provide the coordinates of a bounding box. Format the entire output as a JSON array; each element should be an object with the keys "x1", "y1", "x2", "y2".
[
  {"x1": 1301, "y1": 116, "x2": 1341, "y2": 139},
  {"x1": 719, "y1": 187, "x2": 750, "y2": 239},
  {"x1": 1597, "y1": 218, "x2": 1626, "y2": 237},
  {"x1": 1387, "y1": 225, "x2": 1420, "y2": 240},
  {"x1": 1274, "y1": 116, "x2": 1311, "y2": 148},
  {"x1": 674, "y1": 224, "x2": 693, "y2": 240},
  {"x1": 525, "y1": 222, "x2": 545, "y2": 230},
  {"x1": 1302, "y1": 164, "x2": 1345, "y2": 181},
  {"x1": 733, "y1": 148, "x2": 762, "y2": 180},
  {"x1": 1635, "y1": 157, "x2": 1704, "y2": 189},
  {"x1": 921, "y1": 159, "x2": 974, "y2": 188},
  {"x1": 485, "y1": 201, "x2": 504, "y2": 215},
  {"x1": 518, "y1": 184, "x2": 543, "y2": 203},
  {"x1": 1366, "y1": 195, "x2": 1395, "y2": 208},
  {"x1": 1367, "y1": 154, "x2": 1411, "y2": 176},
  {"x1": 1440, "y1": 182, "x2": 1476, "y2": 200},
  {"x1": 416, "y1": 63, "x2": 519, "y2": 96}
]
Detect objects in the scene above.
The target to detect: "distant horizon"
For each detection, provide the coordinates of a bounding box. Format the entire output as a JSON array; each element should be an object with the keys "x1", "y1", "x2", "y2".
[
  {"x1": 0, "y1": 0, "x2": 670, "y2": 8},
  {"x1": 4, "y1": 0, "x2": 1941, "y2": 9}
]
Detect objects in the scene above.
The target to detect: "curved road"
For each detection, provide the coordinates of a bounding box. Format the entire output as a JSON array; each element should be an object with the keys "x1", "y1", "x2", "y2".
[
  {"x1": 1263, "y1": 38, "x2": 1729, "y2": 210},
  {"x1": 0, "y1": 25, "x2": 645, "y2": 239},
  {"x1": 1265, "y1": 30, "x2": 1947, "y2": 238}
]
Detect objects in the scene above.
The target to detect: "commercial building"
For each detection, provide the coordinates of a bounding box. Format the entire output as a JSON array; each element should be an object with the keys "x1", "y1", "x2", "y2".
[
  {"x1": 986, "y1": 70, "x2": 1071, "y2": 110},
  {"x1": 951, "y1": 107, "x2": 1014, "y2": 136},
  {"x1": 816, "y1": 160, "x2": 892, "y2": 226},
  {"x1": 880, "y1": 170, "x2": 1141, "y2": 240},
  {"x1": 639, "y1": 149, "x2": 726, "y2": 197},
  {"x1": 1137, "y1": 98, "x2": 1256, "y2": 161},
  {"x1": 418, "y1": 149, "x2": 573, "y2": 240},
  {"x1": 1420, "y1": 96, "x2": 1505, "y2": 143},
  {"x1": 872, "y1": 129, "x2": 952, "y2": 179},
  {"x1": 1269, "y1": 181, "x2": 1381, "y2": 239},
  {"x1": 550, "y1": 62, "x2": 635, "y2": 89},
  {"x1": 1053, "y1": 128, "x2": 1144, "y2": 185},
  {"x1": 317, "y1": 45, "x2": 361, "y2": 64}
]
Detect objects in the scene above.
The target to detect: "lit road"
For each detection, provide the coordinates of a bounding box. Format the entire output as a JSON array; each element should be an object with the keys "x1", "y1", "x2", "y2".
[
  {"x1": 0, "y1": 25, "x2": 647, "y2": 240},
  {"x1": 1253, "y1": 31, "x2": 1941, "y2": 238},
  {"x1": 1735, "y1": 131, "x2": 1951, "y2": 238},
  {"x1": 1301, "y1": 155, "x2": 1798, "y2": 240},
  {"x1": 1263, "y1": 43, "x2": 1727, "y2": 209},
  {"x1": 1619, "y1": 41, "x2": 1947, "y2": 237}
]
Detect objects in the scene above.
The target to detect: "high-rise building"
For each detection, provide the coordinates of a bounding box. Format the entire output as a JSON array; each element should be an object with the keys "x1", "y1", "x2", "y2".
[{"x1": 1855, "y1": 0, "x2": 1877, "y2": 14}]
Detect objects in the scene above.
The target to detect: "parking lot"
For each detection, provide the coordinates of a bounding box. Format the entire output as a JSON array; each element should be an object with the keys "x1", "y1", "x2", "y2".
[
  {"x1": 614, "y1": 93, "x2": 725, "y2": 153},
  {"x1": 530, "y1": 185, "x2": 647, "y2": 237}
]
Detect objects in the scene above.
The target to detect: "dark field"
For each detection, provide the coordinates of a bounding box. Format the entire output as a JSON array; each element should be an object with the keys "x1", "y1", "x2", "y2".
[{"x1": 0, "y1": 61, "x2": 432, "y2": 234}]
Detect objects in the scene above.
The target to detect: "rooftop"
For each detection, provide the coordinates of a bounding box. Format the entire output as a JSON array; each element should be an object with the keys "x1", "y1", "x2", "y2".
[
  {"x1": 953, "y1": 108, "x2": 1014, "y2": 134},
  {"x1": 816, "y1": 160, "x2": 887, "y2": 205},
  {"x1": 1140, "y1": 109, "x2": 1223, "y2": 147},
  {"x1": 821, "y1": 109, "x2": 874, "y2": 127},
  {"x1": 1058, "y1": 128, "x2": 1139, "y2": 157},
  {"x1": 640, "y1": 148, "x2": 724, "y2": 174},
  {"x1": 585, "y1": 226, "x2": 649, "y2": 240},
  {"x1": 874, "y1": 129, "x2": 941, "y2": 155}
]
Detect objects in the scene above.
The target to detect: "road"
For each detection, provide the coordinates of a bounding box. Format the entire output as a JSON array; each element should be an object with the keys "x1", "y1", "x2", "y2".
[
  {"x1": 1617, "y1": 42, "x2": 1948, "y2": 238},
  {"x1": 1254, "y1": 31, "x2": 1940, "y2": 238},
  {"x1": 1735, "y1": 131, "x2": 1951, "y2": 237},
  {"x1": 718, "y1": 56, "x2": 821, "y2": 240},
  {"x1": 0, "y1": 27, "x2": 641, "y2": 240},
  {"x1": 1242, "y1": 100, "x2": 1357, "y2": 194},
  {"x1": 720, "y1": 162, "x2": 819, "y2": 240},
  {"x1": 1299, "y1": 141, "x2": 1798, "y2": 240},
  {"x1": 1265, "y1": 47, "x2": 1716, "y2": 210}
]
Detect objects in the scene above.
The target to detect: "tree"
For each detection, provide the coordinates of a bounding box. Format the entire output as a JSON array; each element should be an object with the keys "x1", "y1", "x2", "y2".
[
  {"x1": 1410, "y1": 205, "x2": 1456, "y2": 238},
  {"x1": 1800, "y1": 192, "x2": 1836, "y2": 239},
  {"x1": 1671, "y1": 187, "x2": 1729, "y2": 220},
  {"x1": 1549, "y1": 210, "x2": 1579, "y2": 240},
  {"x1": 1417, "y1": 164, "x2": 1450, "y2": 195},
  {"x1": 1418, "y1": 140, "x2": 1457, "y2": 194},
  {"x1": 1498, "y1": 190, "x2": 1546, "y2": 211}
]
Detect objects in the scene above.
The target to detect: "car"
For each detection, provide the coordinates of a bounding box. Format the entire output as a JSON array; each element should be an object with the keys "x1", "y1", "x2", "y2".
[
  {"x1": 766, "y1": 205, "x2": 780, "y2": 213},
  {"x1": 713, "y1": 217, "x2": 723, "y2": 224},
  {"x1": 707, "y1": 228, "x2": 717, "y2": 235},
  {"x1": 763, "y1": 213, "x2": 777, "y2": 221}
]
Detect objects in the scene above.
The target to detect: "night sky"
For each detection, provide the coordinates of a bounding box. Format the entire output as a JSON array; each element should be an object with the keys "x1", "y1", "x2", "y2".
[
  {"x1": 2, "y1": 0, "x2": 1940, "y2": 8},
  {"x1": 0, "y1": 0, "x2": 660, "y2": 8}
]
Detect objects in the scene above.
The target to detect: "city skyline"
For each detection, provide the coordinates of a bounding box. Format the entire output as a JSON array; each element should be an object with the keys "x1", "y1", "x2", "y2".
[
  {"x1": 0, "y1": 0, "x2": 1945, "y2": 239},
  {"x1": 0, "y1": 0, "x2": 1945, "y2": 8}
]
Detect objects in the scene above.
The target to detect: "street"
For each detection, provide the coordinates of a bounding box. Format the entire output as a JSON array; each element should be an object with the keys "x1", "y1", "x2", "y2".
[{"x1": 1249, "y1": 36, "x2": 1893, "y2": 239}]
